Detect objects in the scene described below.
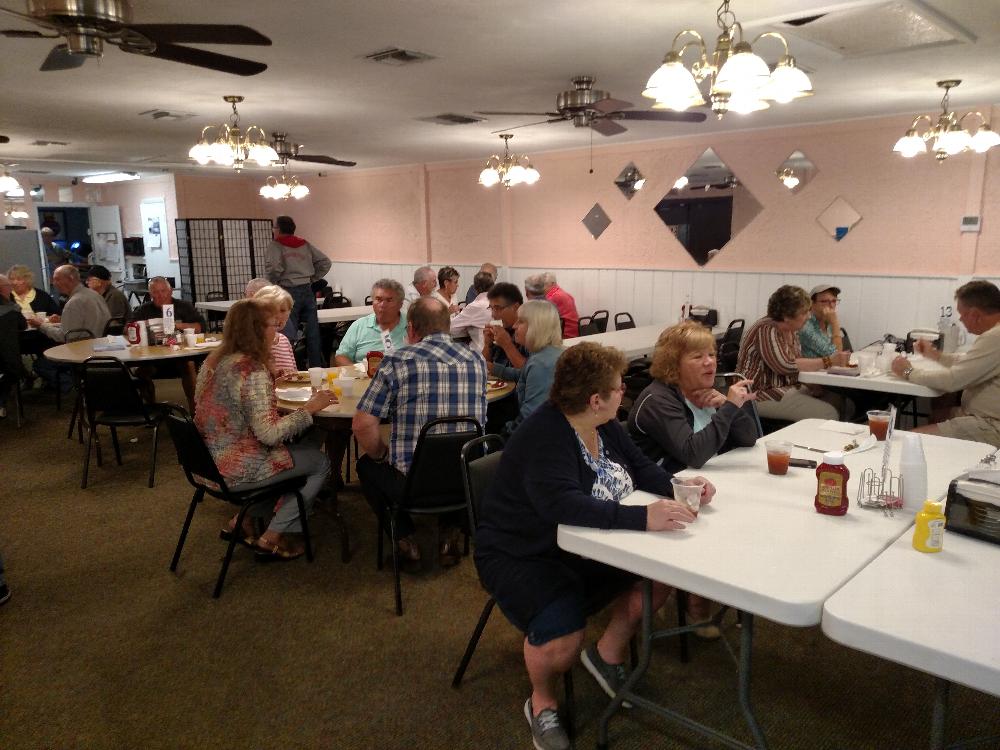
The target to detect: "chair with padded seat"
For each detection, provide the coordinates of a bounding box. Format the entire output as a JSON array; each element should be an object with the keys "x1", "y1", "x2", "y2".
[
  {"x1": 451, "y1": 434, "x2": 576, "y2": 738},
  {"x1": 377, "y1": 416, "x2": 482, "y2": 616},
  {"x1": 577, "y1": 315, "x2": 600, "y2": 337},
  {"x1": 165, "y1": 405, "x2": 316, "y2": 598},
  {"x1": 591, "y1": 309, "x2": 609, "y2": 333},
  {"x1": 614, "y1": 312, "x2": 636, "y2": 331},
  {"x1": 80, "y1": 356, "x2": 170, "y2": 489}
]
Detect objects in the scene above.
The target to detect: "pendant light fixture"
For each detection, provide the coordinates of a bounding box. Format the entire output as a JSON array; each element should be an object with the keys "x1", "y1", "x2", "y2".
[
  {"x1": 189, "y1": 95, "x2": 278, "y2": 171},
  {"x1": 478, "y1": 134, "x2": 540, "y2": 189},
  {"x1": 893, "y1": 80, "x2": 1000, "y2": 162},
  {"x1": 259, "y1": 169, "x2": 310, "y2": 200},
  {"x1": 0, "y1": 168, "x2": 20, "y2": 194},
  {"x1": 643, "y1": 0, "x2": 812, "y2": 118}
]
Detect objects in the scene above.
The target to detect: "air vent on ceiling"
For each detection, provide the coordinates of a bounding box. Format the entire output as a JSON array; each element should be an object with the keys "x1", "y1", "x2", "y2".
[
  {"x1": 365, "y1": 47, "x2": 435, "y2": 65},
  {"x1": 30, "y1": 140, "x2": 69, "y2": 146},
  {"x1": 418, "y1": 113, "x2": 485, "y2": 126},
  {"x1": 137, "y1": 109, "x2": 196, "y2": 121},
  {"x1": 777, "y1": 1, "x2": 972, "y2": 56}
]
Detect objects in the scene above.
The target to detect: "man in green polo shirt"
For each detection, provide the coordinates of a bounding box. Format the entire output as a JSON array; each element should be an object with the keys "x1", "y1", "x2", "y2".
[{"x1": 334, "y1": 278, "x2": 408, "y2": 366}]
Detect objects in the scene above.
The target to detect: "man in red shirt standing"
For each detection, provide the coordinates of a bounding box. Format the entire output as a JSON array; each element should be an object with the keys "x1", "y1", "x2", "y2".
[{"x1": 542, "y1": 272, "x2": 579, "y2": 339}]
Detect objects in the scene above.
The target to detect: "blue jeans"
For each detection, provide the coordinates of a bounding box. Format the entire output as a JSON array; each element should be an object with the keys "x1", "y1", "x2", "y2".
[
  {"x1": 231, "y1": 442, "x2": 330, "y2": 534},
  {"x1": 283, "y1": 284, "x2": 324, "y2": 367}
]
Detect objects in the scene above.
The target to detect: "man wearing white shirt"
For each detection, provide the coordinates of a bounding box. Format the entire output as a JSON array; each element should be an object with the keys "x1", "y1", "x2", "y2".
[
  {"x1": 892, "y1": 280, "x2": 1000, "y2": 447},
  {"x1": 450, "y1": 271, "x2": 494, "y2": 351},
  {"x1": 402, "y1": 266, "x2": 436, "y2": 313}
]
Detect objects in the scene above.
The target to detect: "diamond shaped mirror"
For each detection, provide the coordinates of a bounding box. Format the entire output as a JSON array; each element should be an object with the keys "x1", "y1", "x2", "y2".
[
  {"x1": 614, "y1": 162, "x2": 645, "y2": 200},
  {"x1": 582, "y1": 203, "x2": 611, "y2": 239},
  {"x1": 817, "y1": 196, "x2": 862, "y2": 241},
  {"x1": 654, "y1": 148, "x2": 762, "y2": 266},
  {"x1": 775, "y1": 150, "x2": 817, "y2": 194}
]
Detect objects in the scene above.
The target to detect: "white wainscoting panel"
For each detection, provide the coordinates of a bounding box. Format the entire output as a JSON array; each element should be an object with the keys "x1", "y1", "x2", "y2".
[{"x1": 325, "y1": 261, "x2": 986, "y2": 350}]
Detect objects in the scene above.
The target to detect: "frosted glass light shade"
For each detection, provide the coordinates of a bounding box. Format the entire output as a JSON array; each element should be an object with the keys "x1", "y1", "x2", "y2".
[
  {"x1": 763, "y1": 62, "x2": 813, "y2": 103},
  {"x1": 893, "y1": 132, "x2": 927, "y2": 158},
  {"x1": 643, "y1": 60, "x2": 705, "y2": 109},
  {"x1": 935, "y1": 128, "x2": 972, "y2": 156},
  {"x1": 971, "y1": 126, "x2": 1000, "y2": 153},
  {"x1": 479, "y1": 167, "x2": 500, "y2": 187},
  {"x1": 715, "y1": 49, "x2": 770, "y2": 94}
]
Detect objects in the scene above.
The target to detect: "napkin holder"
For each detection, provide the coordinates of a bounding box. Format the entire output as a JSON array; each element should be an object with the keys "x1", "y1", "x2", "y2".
[{"x1": 945, "y1": 475, "x2": 1000, "y2": 546}]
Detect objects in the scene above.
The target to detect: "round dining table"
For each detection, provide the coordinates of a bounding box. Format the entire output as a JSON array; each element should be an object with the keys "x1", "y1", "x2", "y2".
[{"x1": 42, "y1": 337, "x2": 224, "y2": 364}]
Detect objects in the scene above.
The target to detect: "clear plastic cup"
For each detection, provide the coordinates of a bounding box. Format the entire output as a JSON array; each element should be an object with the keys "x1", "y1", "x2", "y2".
[
  {"x1": 670, "y1": 476, "x2": 705, "y2": 515},
  {"x1": 308, "y1": 367, "x2": 325, "y2": 392},
  {"x1": 765, "y1": 440, "x2": 793, "y2": 475}
]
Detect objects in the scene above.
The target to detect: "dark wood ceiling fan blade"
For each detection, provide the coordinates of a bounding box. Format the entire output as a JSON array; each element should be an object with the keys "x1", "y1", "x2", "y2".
[
  {"x1": 618, "y1": 110, "x2": 707, "y2": 123},
  {"x1": 475, "y1": 111, "x2": 560, "y2": 117},
  {"x1": 128, "y1": 24, "x2": 271, "y2": 46},
  {"x1": 40, "y1": 44, "x2": 85, "y2": 71},
  {"x1": 0, "y1": 135, "x2": 9, "y2": 144},
  {"x1": 490, "y1": 118, "x2": 563, "y2": 134},
  {"x1": 293, "y1": 154, "x2": 356, "y2": 167},
  {"x1": 592, "y1": 97, "x2": 633, "y2": 114},
  {"x1": 591, "y1": 118, "x2": 627, "y2": 137},
  {"x1": 133, "y1": 42, "x2": 267, "y2": 76}
]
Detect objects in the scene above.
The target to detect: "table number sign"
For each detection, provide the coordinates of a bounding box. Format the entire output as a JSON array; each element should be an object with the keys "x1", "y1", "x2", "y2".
[{"x1": 163, "y1": 304, "x2": 175, "y2": 334}]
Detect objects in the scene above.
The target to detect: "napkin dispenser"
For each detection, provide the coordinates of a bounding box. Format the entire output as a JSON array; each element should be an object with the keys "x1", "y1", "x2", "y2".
[
  {"x1": 688, "y1": 306, "x2": 718, "y2": 328},
  {"x1": 945, "y1": 474, "x2": 1000, "y2": 546},
  {"x1": 905, "y1": 328, "x2": 942, "y2": 354}
]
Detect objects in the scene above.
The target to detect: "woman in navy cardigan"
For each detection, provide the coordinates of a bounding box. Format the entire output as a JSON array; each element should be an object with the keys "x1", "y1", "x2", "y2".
[{"x1": 475, "y1": 343, "x2": 713, "y2": 750}]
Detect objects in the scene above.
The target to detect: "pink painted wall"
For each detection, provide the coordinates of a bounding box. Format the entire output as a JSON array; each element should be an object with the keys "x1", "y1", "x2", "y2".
[
  {"x1": 161, "y1": 107, "x2": 1000, "y2": 277},
  {"x1": 86, "y1": 175, "x2": 180, "y2": 259}
]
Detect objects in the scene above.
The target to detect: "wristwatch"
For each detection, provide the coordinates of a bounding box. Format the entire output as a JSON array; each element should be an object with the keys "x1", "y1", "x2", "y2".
[{"x1": 902, "y1": 365, "x2": 914, "y2": 380}]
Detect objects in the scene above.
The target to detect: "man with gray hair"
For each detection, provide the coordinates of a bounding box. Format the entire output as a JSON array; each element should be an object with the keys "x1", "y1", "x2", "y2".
[
  {"x1": 524, "y1": 274, "x2": 546, "y2": 300},
  {"x1": 464, "y1": 262, "x2": 498, "y2": 305},
  {"x1": 403, "y1": 266, "x2": 437, "y2": 313},
  {"x1": 334, "y1": 278, "x2": 408, "y2": 366},
  {"x1": 244, "y1": 277, "x2": 270, "y2": 298},
  {"x1": 542, "y1": 271, "x2": 579, "y2": 339}
]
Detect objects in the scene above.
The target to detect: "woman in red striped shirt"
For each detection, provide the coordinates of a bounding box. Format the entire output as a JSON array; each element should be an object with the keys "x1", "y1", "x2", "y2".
[{"x1": 254, "y1": 285, "x2": 298, "y2": 377}]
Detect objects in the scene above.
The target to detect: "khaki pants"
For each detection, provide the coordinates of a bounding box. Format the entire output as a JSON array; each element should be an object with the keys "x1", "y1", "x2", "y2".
[{"x1": 756, "y1": 386, "x2": 840, "y2": 422}]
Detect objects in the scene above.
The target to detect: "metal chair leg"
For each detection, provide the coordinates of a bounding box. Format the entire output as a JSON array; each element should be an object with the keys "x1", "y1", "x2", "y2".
[
  {"x1": 376, "y1": 518, "x2": 385, "y2": 571},
  {"x1": 295, "y1": 491, "x2": 314, "y2": 563},
  {"x1": 676, "y1": 589, "x2": 691, "y2": 663},
  {"x1": 213, "y1": 503, "x2": 251, "y2": 599},
  {"x1": 452, "y1": 597, "x2": 496, "y2": 688},
  {"x1": 388, "y1": 513, "x2": 403, "y2": 616},
  {"x1": 81, "y1": 423, "x2": 94, "y2": 489},
  {"x1": 170, "y1": 488, "x2": 203, "y2": 571},
  {"x1": 148, "y1": 422, "x2": 159, "y2": 488},
  {"x1": 110, "y1": 426, "x2": 123, "y2": 465}
]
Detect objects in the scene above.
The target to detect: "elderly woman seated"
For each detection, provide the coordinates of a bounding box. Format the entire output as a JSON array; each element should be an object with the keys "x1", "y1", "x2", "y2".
[
  {"x1": 252, "y1": 284, "x2": 297, "y2": 378},
  {"x1": 475, "y1": 343, "x2": 712, "y2": 750},
  {"x1": 737, "y1": 285, "x2": 849, "y2": 423},
  {"x1": 629, "y1": 321, "x2": 758, "y2": 473},
  {"x1": 628, "y1": 321, "x2": 757, "y2": 637},
  {"x1": 195, "y1": 299, "x2": 337, "y2": 560},
  {"x1": 500, "y1": 299, "x2": 563, "y2": 436}
]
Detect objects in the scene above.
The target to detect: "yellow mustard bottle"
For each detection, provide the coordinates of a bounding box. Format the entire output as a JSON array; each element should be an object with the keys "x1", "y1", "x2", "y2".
[{"x1": 912, "y1": 500, "x2": 945, "y2": 553}]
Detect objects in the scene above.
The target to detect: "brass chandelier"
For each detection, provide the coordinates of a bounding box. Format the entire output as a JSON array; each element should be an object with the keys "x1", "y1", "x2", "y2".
[
  {"x1": 642, "y1": 0, "x2": 812, "y2": 118},
  {"x1": 478, "y1": 134, "x2": 540, "y2": 189},
  {"x1": 892, "y1": 80, "x2": 1000, "y2": 162},
  {"x1": 189, "y1": 95, "x2": 278, "y2": 171},
  {"x1": 259, "y1": 168, "x2": 310, "y2": 200}
]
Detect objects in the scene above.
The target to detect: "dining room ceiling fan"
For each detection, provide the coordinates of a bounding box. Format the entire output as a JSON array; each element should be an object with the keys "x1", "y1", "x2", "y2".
[
  {"x1": 269, "y1": 133, "x2": 356, "y2": 168},
  {"x1": 0, "y1": 0, "x2": 271, "y2": 75},
  {"x1": 476, "y1": 75, "x2": 707, "y2": 136}
]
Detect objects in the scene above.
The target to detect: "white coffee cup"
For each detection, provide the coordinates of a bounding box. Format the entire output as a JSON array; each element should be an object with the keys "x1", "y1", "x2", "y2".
[{"x1": 184, "y1": 333, "x2": 197, "y2": 347}]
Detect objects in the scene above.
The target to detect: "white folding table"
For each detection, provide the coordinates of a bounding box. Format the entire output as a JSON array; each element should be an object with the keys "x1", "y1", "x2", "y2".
[
  {"x1": 558, "y1": 420, "x2": 990, "y2": 748},
  {"x1": 823, "y1": 530, "x2": 1000, "y2": 750},
  {"x1": 564, "y1": 323, "x2": 671, "y2": 359},
  {"x1": 195, "y1": 299, "x2": 370, "y2": 324}
]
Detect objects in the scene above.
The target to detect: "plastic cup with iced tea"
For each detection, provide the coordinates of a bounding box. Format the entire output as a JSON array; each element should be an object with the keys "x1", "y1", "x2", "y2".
[
  {"x1": 765, "y1": 440, "x2": 792, "y2": 475},
  {"x1": 868, "y1": 410, "x2": 892, "y2": 440}
]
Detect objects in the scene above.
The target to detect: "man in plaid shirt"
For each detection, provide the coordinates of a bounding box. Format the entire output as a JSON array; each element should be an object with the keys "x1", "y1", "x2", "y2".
[{"x1": 353, "y1": 296, "x2": 487, "y2": 568}]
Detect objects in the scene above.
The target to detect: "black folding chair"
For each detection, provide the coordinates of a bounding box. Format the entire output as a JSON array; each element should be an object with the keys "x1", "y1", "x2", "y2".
[
  {"x1": 63, "y1": 327, "x2": 96, "y2": 440},
  {"x1": 80, "y1": 356, "x2": 170, "y2": 489},
  {"x1": 451, "y1": 434, "x2": 576, "y2": 739},
  {"x1": 103, "y1": 316, "x2": 126, "y2": 336},
  {"x1": 614, "y1": 312, "x2": 636, "y2": 331},
  {"x1": 165, "y1": 405, "x2": 314, "y2": 598},
  {"x1": 591, "y1": 309, "x2": 610, "y2": 333},
  {"x1": 577, "y1": 316, "x2": 600, "y2": 336},
  {"x1": 840, "y1": 326, "x2": 853, "y2": 353},
  {"x1": 377, "y1": 416, "x2": 482, "y2": 616},
  {"x1": 204, "y1": 290, "x2": 226, "y2": 333},
  {"x1": 0, "y1": 309, "x2": 25, "y2": 427}
]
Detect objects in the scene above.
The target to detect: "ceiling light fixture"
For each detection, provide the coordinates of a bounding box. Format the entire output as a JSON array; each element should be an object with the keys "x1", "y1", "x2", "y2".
[
  {"x1": 478, "y1": 134, "x2": 540, "y2": 189},
  {"x1": 893, "y1": 80, "x2": 1000, "y2": 162},
  {"x1": 5, "y1": 205, "x2": 29, "y2": 220},
  {"x1": 0, "y1": 169, "x2": 20, "y2": 194},
  {"x1": 259, "y1": 169, "x2": 310, "y2": 200},
  {"x1": 643, "y1": 0, "x2": 812, "y2": 118},
  {"x1": 81, "y1": 172, "x2": 140, "y2": 184},
  {"x1": 776, "y1": 168, "x2": 800, "y2": 189},
  {"x1": 189, "y1": 95, "x2": 278, "y2": 171}
]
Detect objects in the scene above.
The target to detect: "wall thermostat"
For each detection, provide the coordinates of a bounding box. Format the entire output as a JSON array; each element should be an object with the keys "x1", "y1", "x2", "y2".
[{"x1": 960, "y1": 215, "x2": 981, "y2": 233}]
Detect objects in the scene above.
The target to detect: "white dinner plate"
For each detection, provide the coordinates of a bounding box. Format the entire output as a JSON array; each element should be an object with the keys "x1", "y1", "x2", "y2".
[
  {"x1": 194, "y1": 340, "x2": 221, "y2": 348},
  {"x1": 276, "y1": 388, "x2": 312, "y2": 402}
]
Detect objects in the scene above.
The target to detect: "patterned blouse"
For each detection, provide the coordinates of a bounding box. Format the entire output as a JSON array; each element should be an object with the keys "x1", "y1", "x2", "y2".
[
  {"x1": 736, "y1": 316, "x2": 801, "y2": 402},
  {"x1": 576, "y1": 432, "x2": 635, "y2": 503},
  {"x1": 194, "y1": 353, "x2": 312, "y2": 484}
]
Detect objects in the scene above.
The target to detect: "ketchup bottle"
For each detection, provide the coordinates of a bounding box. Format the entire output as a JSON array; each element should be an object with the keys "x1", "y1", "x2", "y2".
[{"x1": 815, "y1": 451, "x2": 850, "y2": 516}]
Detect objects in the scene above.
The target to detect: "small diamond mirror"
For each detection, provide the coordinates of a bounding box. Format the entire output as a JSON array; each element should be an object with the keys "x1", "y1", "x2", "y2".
[
  {"x1": 775, "y1": 150, "x2": 817, "y2": 194},
  {"x1": 817, "y1": 196, "x2": 862, "y2": 241},
  {"x1": 654, "y1": 148, "x2": 762, "y2": 265},
  {"x1": 614, "y1": 162, "x2": 645, "y2": 200},
  {"x1": 582, "y1": 203, "x2": 611, "y2": 239}
]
